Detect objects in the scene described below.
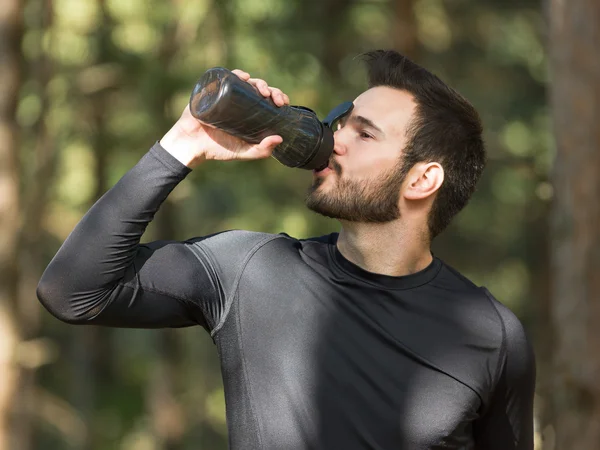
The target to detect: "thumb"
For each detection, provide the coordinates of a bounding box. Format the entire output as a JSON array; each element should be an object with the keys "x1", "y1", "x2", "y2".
[{"x1": 246, "y1": 135, "x2": 283, "y2": 160}]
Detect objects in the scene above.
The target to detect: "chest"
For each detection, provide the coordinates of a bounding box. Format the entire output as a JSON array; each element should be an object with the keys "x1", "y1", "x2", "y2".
[{"x1": 227, "y1": 270, "x2": 486, "y2": 448}]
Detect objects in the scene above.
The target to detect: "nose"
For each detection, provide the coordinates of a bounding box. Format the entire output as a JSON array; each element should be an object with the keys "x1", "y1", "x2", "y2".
[{"x1": 332, "y1": 129, "x2": 347, "y2": 156}]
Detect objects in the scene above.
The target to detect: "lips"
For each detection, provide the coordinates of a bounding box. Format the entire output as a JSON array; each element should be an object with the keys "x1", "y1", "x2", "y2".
[
  {"x1": 314, "y1": 161, "x2": 329, "y2": 172},
  {"x1": 313, "y1": 158, "x2": 341, "y2": 176},
  {"x1": 313, "y1": 161, "x2": 332, "y2": 175}
]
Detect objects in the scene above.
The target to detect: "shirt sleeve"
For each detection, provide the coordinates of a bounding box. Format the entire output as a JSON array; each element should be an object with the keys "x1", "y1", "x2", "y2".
[
  {"x1": 473, "y1": 294, "x2": 536, "y2": 449},
  {"x1": 37, "y1": 142, "x2": 272, "y2": 331}
]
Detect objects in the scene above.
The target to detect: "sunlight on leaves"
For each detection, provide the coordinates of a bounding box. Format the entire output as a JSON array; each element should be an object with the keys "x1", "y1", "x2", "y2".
[
  {"x1": 46, "y1": 101, "x2": 74, "y2": 140},
  {"x1": 502, "y1": 120, "x2": 534, "y2": 157},
  {"x1": 291, "y1": 88, "x2": 320, "y2": 110},
  {"x1": 77, "y1": 64, "x2": 123, "y2": 94},
  {"x1": 56, "y1": 142, "x2": 96, "y2": 208},
  {"x1": 414, "y1": 0, "x2": 452, "y2": 52},
  {"x1": 281, "y1": 210, "x2": 309, "y2": 238},
  {"x1": 535, "y1": 182, "x2": 553, "y2": 201},
  {"x1": 54, "y1": 0, "x2": 100, "y2": 33},
  {"x1": 205, "y1": 388, "x2": 227, "y2": 435},
  {"x1": 484, "y1": 259, "x2": 530, "y2": 312},
  {"x1": 453, "y1": 196, "x2": 494, "y2": 237},
  {"x1": 107, "y1": 106, "x2": 154, "y2": 139},
  {"x1": 532, "y1": 111, "x2": 554, "y2": 174},
  {"x1": 112, "y1": 22, "x2": 160, "y2": 55},
  {"x1": 45, "y1": 203, "x2": 84, "y2": 241},
  {"x1": 350, "y1": 3, "x2": 389, "y2": 42},
  {"x1": 120, "y1": 420, "x2": 157, "y2": 450},
  {"x1": 199, "y1": 38, "x2": 229, "y2": 69},
  {"x1": 487, "y1": 13, "x2": 544, "y2": 71},
  {"x1": 16, "y1": 94, "x2": 42, "y2": 128},
  {"x1": 491, "y1": 167, "x2": 531, "y2": 206},
  {"x1": 46, "y1": 29, "x2": 92, "y2": 66},
  {"x1": 107, "y1": 0, "x2": 151, "y2": 21},
  {"x1": 169, "y1": 179, "x2": 192, "y2": 203},
  {"x1": 179, "y1": 0, "x2": 212, "y2": 27},
  {"x1": 234, "y1": 35, "x2": 272, "y2": 74},
  {"x1": 234, "y1": 0, "x2": 285, "y2": 21},
  {"x1": 22, "y1": 30, "x2": 44, "y2": 60},
  {"x1": 283, "y1": 52, "x2": 322, "y2": 86},
  {"x1": 173, "y1": 0, "x2": 212, "y2": 47},
  {"x1": 169, "y1": 92, "x2": 193, "y2": 121},
  {"x1": 14, "y1": 338, "x2": 59, "y2": 369}
]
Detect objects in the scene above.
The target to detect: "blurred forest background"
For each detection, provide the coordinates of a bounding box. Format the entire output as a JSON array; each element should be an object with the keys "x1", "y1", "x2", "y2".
[{"x1": 1, "y1": 0, "x2": 598, "y2": 449}]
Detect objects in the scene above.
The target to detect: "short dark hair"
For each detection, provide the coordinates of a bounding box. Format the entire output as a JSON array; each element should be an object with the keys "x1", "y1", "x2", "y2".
[{"x1": 362, "y1": 50, "x2": 486, "y2": 239}]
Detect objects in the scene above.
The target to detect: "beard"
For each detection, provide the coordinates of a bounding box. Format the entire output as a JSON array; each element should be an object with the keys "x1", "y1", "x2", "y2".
[{"x1": 305, "y1": 157, "x2": 409, "y2": 223}]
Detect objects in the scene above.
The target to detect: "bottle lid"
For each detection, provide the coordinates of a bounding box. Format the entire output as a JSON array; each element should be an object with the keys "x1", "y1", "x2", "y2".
[
  {"x1": 298, "y1": 123, "x2": 334, "y2": 170},
  {"x1": 301, "y1": 101, "x2": 353, "y2": 171}
]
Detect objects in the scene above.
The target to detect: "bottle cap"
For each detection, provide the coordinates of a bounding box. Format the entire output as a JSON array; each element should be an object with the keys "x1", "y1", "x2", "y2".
[
  {"x1": 298, "y1": 123, "x2": 334, "y2": 170},
  {"x1": 301, "y1": 101, "x2": 353, "y2": 171}
]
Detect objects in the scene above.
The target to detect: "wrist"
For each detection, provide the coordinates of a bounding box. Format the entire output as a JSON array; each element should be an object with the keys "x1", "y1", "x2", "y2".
[{"x1": 159, "y1": 126, "x2": 206, "y2": 169}]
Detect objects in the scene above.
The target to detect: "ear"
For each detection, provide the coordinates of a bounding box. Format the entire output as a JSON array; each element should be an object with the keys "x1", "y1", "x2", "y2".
[{"x1": 403, "y1": 162, "x2": 444, "y2": 200}]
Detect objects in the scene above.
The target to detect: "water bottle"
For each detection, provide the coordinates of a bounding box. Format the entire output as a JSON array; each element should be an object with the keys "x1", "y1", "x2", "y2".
[{"x1": 188, "y1": 67, "x2": 335, "y2": 170}]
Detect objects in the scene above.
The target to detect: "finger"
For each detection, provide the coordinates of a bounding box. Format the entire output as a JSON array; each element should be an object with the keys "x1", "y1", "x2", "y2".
[
  {"x1": 249, "y1": 78, "x2": 271, "y2": 97},
  {"x1": 231, "y1": 69, "x2": 250, "y2": 81},
  {"x1": 283, "y1": 93, "x2": 290, "y2": 105},
  {"x1": 269, "y1": 87, "x2": 286, "y2": 107}
]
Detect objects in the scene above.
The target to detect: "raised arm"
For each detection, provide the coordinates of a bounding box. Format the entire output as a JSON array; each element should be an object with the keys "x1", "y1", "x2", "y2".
[
  {"x1": 37, "y1": 70, "x2": 288, "y2": 329},
  {"x1": 37, "y1": 144, "x2": 203, "y2": 328}
]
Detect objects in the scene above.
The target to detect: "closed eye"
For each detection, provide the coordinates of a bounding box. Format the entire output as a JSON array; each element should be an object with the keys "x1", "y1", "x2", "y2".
[{"x1": 337, "y1": 118, "x2": 375, "y2": 140}]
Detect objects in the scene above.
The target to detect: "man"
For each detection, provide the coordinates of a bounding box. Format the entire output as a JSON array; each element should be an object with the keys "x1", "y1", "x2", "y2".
[{"x1": 37, "y1": 50, "x2": 535, "y2": 449}]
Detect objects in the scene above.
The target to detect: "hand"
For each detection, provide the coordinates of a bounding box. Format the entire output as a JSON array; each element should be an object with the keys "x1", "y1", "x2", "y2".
[{"x1": 160, "y1": 69, "x2": 291, "y2": 168}]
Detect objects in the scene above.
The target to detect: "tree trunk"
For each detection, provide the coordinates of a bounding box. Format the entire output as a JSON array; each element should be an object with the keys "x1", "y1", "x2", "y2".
[
  {"x1": 69, "y1": 2, "x2": 115, "y2": 448},
  {"x1": 146, "y1": 9, "x2": 187, "y2": 449},
  {"x1": 14, "y1": 2, "x2": 57, "y2": 448},
  {"x1": 548, "y1": 0, "x2": 600, "y2": 448},
  {"x1": 321, "y1": 0, "x2": 353, "y2": 81},
  {"x1": 392, "y1": 0, "x2": 419, "y2": 60},
  {"x1": 0, "y1": 1, "x2": 25, "y2": 449},
  {"x1": 212, "y1": 0, "x2": 233, "y2": 67},
  {"x1": 147, "y1": 323, "x2": 186, "y2": 450}
]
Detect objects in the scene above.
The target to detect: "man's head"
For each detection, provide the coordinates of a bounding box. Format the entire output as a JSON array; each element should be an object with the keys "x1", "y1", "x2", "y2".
[{"x1": 305, "y1": 50, "x2": 486, "y2": 240}]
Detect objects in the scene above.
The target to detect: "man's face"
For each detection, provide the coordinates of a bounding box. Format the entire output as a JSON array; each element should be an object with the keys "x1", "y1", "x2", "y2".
[{"x1": 305, "y1": 87, "x2": 417, "y2": 223}]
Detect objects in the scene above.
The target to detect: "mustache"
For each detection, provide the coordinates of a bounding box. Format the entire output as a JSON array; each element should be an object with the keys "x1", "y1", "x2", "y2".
[{"x1": 330, "y1": 158, "x2": 342, "y2": 175}]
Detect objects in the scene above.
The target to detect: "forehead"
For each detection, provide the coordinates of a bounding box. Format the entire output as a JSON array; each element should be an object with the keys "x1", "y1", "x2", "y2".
[{"x1": 352, "y1": 86, "x2": 417, "y2": 136}]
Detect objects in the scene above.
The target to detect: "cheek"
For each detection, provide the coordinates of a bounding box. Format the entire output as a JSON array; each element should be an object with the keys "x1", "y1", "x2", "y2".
[{"x1": 345, "y1": 148, "x2": 399, "y2": 180}]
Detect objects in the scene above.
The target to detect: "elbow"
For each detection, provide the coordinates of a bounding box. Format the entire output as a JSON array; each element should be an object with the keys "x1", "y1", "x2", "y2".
[{"x1": 36, "y1": 274, "x2": 86, "y2": 324}]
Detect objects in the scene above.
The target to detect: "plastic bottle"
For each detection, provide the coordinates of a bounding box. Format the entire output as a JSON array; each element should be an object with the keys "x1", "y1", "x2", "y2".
[{"x1": 189, "y1": 67, "x2": 334, "y2": 170}]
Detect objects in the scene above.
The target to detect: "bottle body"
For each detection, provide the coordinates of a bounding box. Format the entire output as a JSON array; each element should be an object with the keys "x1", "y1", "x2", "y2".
[{"x1": 189, "y1": 67, "x2": 333, "y2": 170}]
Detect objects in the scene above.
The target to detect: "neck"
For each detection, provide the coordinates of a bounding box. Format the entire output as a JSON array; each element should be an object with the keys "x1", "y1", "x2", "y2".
[{"x1": 336, "y1": 220, "x2": 432, "y2": 277}]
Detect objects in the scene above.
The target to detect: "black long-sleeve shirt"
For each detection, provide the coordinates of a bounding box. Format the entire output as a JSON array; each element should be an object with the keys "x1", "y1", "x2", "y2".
[{"x1": 37, "y1": 143, "x2": 536, "y2": 449}]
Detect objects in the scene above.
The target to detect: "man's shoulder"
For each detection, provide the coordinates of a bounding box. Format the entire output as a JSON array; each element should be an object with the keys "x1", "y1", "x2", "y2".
[
  {"x1": 433, "y1": 259, "x2": 530, "y2": 351},
  {"x1": 186, "y1": 229, "x2": 278, "y2": 253},
  {"x1": 480, "y1": 288, "x2": 532, "y2": 355},
  {"x1": 433, "y1": 258, "x2": 481, "y2": 291},
  {"x1": 186, "y1": 230, "x2": 337, "y2": 260}
]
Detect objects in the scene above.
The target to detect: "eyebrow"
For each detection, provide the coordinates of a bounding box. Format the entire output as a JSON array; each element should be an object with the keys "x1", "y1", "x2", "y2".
[{"x1": 347, "y1": 114, "x2": 385, "y2": 136}]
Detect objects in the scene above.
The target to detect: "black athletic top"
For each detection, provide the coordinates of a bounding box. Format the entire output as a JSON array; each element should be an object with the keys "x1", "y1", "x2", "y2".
[{"x1": 37, "y1": 143, "x2": 536, "y2": 450}]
